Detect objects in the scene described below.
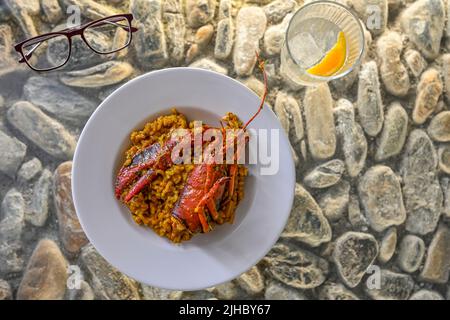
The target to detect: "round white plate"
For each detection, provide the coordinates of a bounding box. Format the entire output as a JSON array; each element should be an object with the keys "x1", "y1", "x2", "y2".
[{"x1": 72, "y1": 68, "x2": 295, "y2": 291}]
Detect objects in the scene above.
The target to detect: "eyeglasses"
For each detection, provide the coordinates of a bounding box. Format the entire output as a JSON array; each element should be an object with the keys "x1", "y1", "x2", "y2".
[{"x1": 14, "y1": 13, "x2": 138, "y2": 72}]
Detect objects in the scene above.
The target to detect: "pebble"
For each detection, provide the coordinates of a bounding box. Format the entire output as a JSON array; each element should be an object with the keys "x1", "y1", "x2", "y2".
[
  {"x1": 17, "y1": 158, "x2": 42, "y2": 182},
  {"x1": 214, "y1": 18, "x2": 234, "y2": 60},
  {"x1": 318, "y1": 180, "x2": 350, "y2": 222},
  {"x1": 333, "y1": 232, "x2": 379, "y2": 288},
  {"x1": 264, "y1": 281, "x2": 306, "y2": 300},
  {"x1": 347, "y1": 194, "x2": 369, "y2": 229},
  {"x1": 233, "y1": 7, "x2": 267, "y2": 76},
  {"x1": 68, "y1": 281, "x2": 95, "y2": 300},
  {"x1": 303, "y1": 159, "x2": 345, "y2": 189},
  {"x1": 209, "y1": 282, "x2": 243, "y2": 300},
  {"x1": 318, "y1": 282, "x2": 359, "y2": 300},
  {"x1": 60, "y1": 62, "x2": 134, "y2": 88},
  {"x1": 0, "y1": 130, "x2": 26, "y2": 178},
  {"x1": 334, "y1": 99, "x2": 367, "y2": 178},
  {"x1": 266, "y1": 243, "x2": 329, "y2": 289},
  {"x1": 81, "y1": 244, "x2": 140, "y2": 299},
  {"x1": 0, "y1": 189, "x2": 25, "y2": 273},
  {"x1": 400, "y1": 0, "x2": 445, "y2": 60},
  {"x1": 263, "y1": 13, "x2": 292, "y2": 56},
  {"x1": 409, "y1": 290, "x2": 444, "y2": 300},
  {"x1": 376, "y1": 31, "x2": 410, "y2": 96},
  {"x1": 375, "y1": 102, "x2": 408, "y2": 161},
  {"x1": 141, "y1": 284, "x2": 182, "y2": 300},
  {"x1": 7, "y1": 101, "x2": 77, "y2": 160},
  {"x1": 54, "y1": 162, "x2": 89, "y2": 254},
  {"x1": 420, "y1": 225, "x2": 450, "y2": 283},
  {"x1": 350, "y1": 0, "x2": 388, "y2": 36},
  {"x1": 17, "y1": 239, "x2": 68, "y2": 300},
  {"x1": 185, "y1": 0, "x2": 216, "y2": 27},
  {"x1": 0, "y1": 279, "x2": 11, "y2": 300},
  {"x1": 189, "y1": 58, "x2": 228, "y2": 75},
  {"x1": 131, "y1": 0, "x2": 168, "y2": 68},
  {"x1": 378, "y1": 227, "x2": 397, "y2": 264},
  {"x1": 234, "y1": 266, "x2": 265, "y2": 296},
  {"x1": 412, "y1": 68, "x2": 443, "y2": 124},
  {"x1": 304, "y1": 83, "x2": 336, "y2": 160},
  {"x1": 404, "y1": 49, "x2": 427, "y2": 78},
  {"x1": 438, "y1": 145, "x2": 450, "y2": 174},
  {"x1": 0, "y1": 24, "x2": 18, "y2": 77},
  {"x1": 357, "y1": 61, "x2": 384, "y2": 137},
  {"x1": 365, "y1": 269, "x2": 415, "y2": 300},
  {"x1": 218, "y1": 0, "x2": 231, "y2": 19},
  {"x1": 282, "y1": 184, "x2": 332, "y2": 247},
  {"x1": 442, "y1": 177, "x2": 450, "y2": 219},
  {"x1": 163, "y1": 0, "x2": 182, "y2": 13},
  {"x1": 26, "y1": 169, "x2": 52, "y2": 227},
  {"x1": 63, "y1": 0, "x2": 118, "y2": 20},
  {"x1": 40, "y1": 0, "x2": 63, "y2": 23},
  {"x1": 239, "y1": 76, "x2": 265, "y2": 97},
  {"x1": 195, "y1": 24, "x2": 214, "y2": 48},
  {"x1": 164, "y1": 13, "x2": 186, "y2": 63},
  {"x1": 263, "y1": 0, "x2": 295, "y2": 24},
  {"x1": 23, "y1": 77, "x2": 97, "y2": 123},
  {"x1": 427, "y1": 111, "x2": 450, "y2": 142},
  {"x1": 399, "y1": 236, "x2": 426, "y2": 273},
  {"x1": 4, "y1": 0, "x2": 38, "y2": 38},
  {"x1": 443, "y1": 54, "x2": 450, "y2": 102},
  {"x1": 402, "y1": 130, "x2": 442, "y2": 235},
  {"x1": 358, "y1": 166, "x2": 406, "y2": 232},
  {"x1": 273, "y1": 90, "x2": 304, "y2": 147}
]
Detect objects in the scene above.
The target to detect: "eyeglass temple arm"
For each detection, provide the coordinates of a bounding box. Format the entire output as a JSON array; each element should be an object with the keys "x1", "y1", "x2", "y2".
[{"x1": 18, "y1": 41, "x2": 42, "y2": 63}]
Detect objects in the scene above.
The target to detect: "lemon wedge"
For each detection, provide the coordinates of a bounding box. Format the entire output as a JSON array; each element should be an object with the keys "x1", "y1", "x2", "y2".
[{"x1": 307, "y1": 31, "x2": 347, "y2": 77}]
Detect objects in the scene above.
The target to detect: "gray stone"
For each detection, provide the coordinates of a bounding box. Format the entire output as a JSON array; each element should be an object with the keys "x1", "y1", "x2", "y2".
[
  {"x1": 303, "y1": 159, "x2": 344, "y2": 189},
  {"x1": 282, "y1": 184, "x2": 332, "y2": 247},
  {"x1": 273, "y1": 90, "x2": 304, "y2": 149},
  {"x1": 189, "y1": 58, "x2": 228, "y2": 75},
  {"x1": 68, "y1": 281, "x2": 95, "y2": 300},
  {"x1": 402, "y1": 130, "x2": 442, "y2": 235},
  {"x1": 263, "y1": 13, "x2": 293, "y2": 56},
  {"x1": 378, "y1": 227, "x2": 397, "y2": 264},
  {"x1": 266, "y1": 243, "x2": 329, "y2": 289},
  {"x1": 209, "y1": 282, "x2": 243, "y2": 300},
  {"x1": 7, "y1": 101, "x2": 76, "y2": 160},
  {"x1": 263, "y1": 0, "x2": 295, "y2": 23},
  {"x1": 264, "y1": 281, "x2": 306, "y2": 300},
  {"x1": 0, "y1": 130, "x2": 27, "y2": 178},
  {"x1": 304, "y1": 83, "x2": 336, "y2": 160},
  {"x1": 239, "y1": 76, "x2": 265, "y2": 97},
  {"x1": 4, "y1": 0, "x2": 38, "y2": 38},
  {"x1": 0, "y1": 24, "x2": 21, "y2": 78},
  {"x1": 443, "y1": 53, "x2": 450, "y2": 102},
  {"x1": 233, "y1": 7, "x2": 267, "y2": 76},
  {"x1": 349, "y1": 0, "x2": 388, "y2": 36},
  {"x1": 428, "y1": 111, "x2": 450, "y2": 142},
  {"x1": 400, "y1": 0, "x2": 445, "y2": 60},
  {"x1": 439, "y1": 145, "x2": 450, "y2": 174},
  {"x1": 23, "y1": 77, "x2": 97, "y2": 123},
  {"x1": 413, "y1": 68, "x2": 443, "y2": 124},
  {"x1": 404, "y1": 49, "x2": 427, "y2": 78},
  {"x1": 333, "y1": 232, "x2": 379, "y2": 288},
  {"x1": 217, "y1": 0, "x2": 231, "y2": 19},
  {"x1": 397, "y1": 235, "x2": 426, "y2": 273},
  {"x1": 17, "y1": 239, "x2": 68, "y2": 300},
  {"x1": 185, "y1": 0, "x2": 216, "y2": 27},
  {"x1": 347, "y1": 194, "x2": 369, "y2": 229},
  {"x1": 0, "y1": 279, "x2": 11, "y2": 300},
  {"x1": 26, "y1": 169, "x2": 52, "y2": 227},
  {"x1": 334, "y1": 99, "x2": 367, "y2": 177},
  {"x1": 376, "y1": 31, "x2": 410, "y2": 97},
  {"x1": 60, "y1": 62, "x2": 134, "y2": 88},
  {"x1": 318, "y1": 282, "x2": 359, "y2": 300},
  {"x1": 41, "y1": 0, "x2": 63, "y2": 23},
  {"x1": 17, "y1": 158, "x2": 42, "y2": 181},
  {"x1": 410, "y1": 290, "x2": 444, "y2": 300},
  {"x1": 214, "y1": 18, "x2": 234, "y2": 60},
  {"x1": 318, "y1": 180, "x2": 350, "y2": 221},
  {"x1": 375, "y1": 102, "x2": 408, "y2": 161},
  {"x1": 81, "y1": 244, "x2": 140, "y2": 299},
  {"x1": 366, "y1": 269, "x2": 415, "y2": 300},
  {"x1": 63, "y1": 0, "x2": 119, "y2": 20},
  {"x1": 442, "y1": 177, "x2": 450, "y2": 219},
  {"x1": 131, "y1": 0, "x2": 168, "y2": 68},
  {"x1": 357, "y1": 61, "x2": 384, "y2": 137},
  {"x1": 420, "y1": 225, "x2": 450, "y2": 283},
  {"x1": 141, "y1": 284, "x2": 182, "y2": 300},
  {"x1": 164, "y1": 13, "x2": 186, "y2": 63},
  {"x1": 180, "y1": 290, "x2": 215, "y2": 300},
  {"x1": 358, "y1": 166, "x2": 406, "y2": 232},
  {"x1": 234, "y1": 266, "x2": 265, "y2": 296},
  {"x1": 163, "y1": 0, "x2": 182, "y2": 13},
  {"x1": 0, "y1": 189, "x2": 25, "y2": 273},
  {"x1": 54, "y1": 162, "x2": 89, "y2": 255}
]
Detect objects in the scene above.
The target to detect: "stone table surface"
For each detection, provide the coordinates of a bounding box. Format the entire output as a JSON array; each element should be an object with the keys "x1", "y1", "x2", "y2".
[{"x1": 0, "y1": 0, "x2": 450, "y2": 300}]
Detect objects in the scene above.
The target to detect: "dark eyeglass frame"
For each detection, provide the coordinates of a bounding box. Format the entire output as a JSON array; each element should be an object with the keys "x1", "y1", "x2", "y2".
[{"x1": 14, "y1": 13, "x2": 138, "y2": 72}]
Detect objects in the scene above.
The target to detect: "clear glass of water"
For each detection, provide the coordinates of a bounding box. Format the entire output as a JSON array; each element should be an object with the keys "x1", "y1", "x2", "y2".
[{"x1": 281, "y1": 1, "x2": 365, "y2": 86}]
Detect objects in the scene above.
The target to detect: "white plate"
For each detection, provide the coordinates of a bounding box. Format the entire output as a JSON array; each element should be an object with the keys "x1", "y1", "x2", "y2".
[{"x1": 72, "y1": 68, "x2": 295, "y2": 291}]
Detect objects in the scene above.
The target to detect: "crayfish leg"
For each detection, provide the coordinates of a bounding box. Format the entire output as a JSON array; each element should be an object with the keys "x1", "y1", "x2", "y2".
[{"x1": 196, "y1": 206, "x2": 211, "y2": 233}]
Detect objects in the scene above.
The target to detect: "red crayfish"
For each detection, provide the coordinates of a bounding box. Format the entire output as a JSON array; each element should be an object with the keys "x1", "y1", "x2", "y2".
[{"x1": 115, "y1": 54, "x2": 268, "y2": 234}]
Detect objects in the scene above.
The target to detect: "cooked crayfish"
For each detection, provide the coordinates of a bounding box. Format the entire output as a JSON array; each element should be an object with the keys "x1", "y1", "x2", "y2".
[{"x1": 115, "y1": 53, "x2": 268, "y2": 234}]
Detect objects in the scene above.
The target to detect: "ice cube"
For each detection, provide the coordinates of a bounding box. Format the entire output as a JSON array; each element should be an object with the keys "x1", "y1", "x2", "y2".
[{"x1": 289, "y1": 32, "x2": 324, "y2": 68}]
